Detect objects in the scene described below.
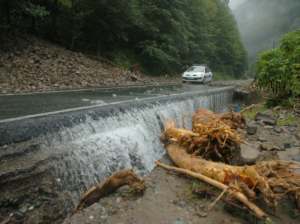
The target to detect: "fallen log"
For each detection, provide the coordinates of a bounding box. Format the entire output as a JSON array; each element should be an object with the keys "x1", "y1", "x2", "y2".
[
  {"x1": 75, "y1": 169, "x2": 145, "y2": 212},
  {"x1": 156, "y1": 161, "x2": 267, "y2": 220},
  {"x1": 160, "y1": 144, "x2": 300, "y2": 217}
]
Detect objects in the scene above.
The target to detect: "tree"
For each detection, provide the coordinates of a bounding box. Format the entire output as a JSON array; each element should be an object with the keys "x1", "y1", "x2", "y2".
[
  {"x1": 256, "y1": 30, "x2": 300, "y2": 105},
  {"x1": 0, "y1": 0, "x2": 247, "y2": 77}
]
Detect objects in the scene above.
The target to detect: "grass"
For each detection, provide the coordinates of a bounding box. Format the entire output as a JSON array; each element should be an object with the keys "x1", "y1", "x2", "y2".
[
  {"x1": 242, "y1": 102, "x2": 300, "y2": 126},
  {"x1": 277, "y1": 114, "x2": 299, "y2": 126},
  {"x1": 213, "y1": 72, "x2": 235, "y2": 81},
  {"x1": 242, "y1": 104, "x2": 268, "y2": 120}
]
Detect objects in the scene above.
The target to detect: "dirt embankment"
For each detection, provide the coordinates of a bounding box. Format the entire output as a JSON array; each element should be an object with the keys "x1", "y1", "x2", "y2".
[{"x1": 0, "y1": 33, "x2": 180, "y2": 94}]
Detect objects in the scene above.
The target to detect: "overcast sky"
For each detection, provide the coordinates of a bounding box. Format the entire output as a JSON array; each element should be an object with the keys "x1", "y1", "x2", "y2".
[{"x1": 229, "y1": 0, "x2": 247, "y2": 9}]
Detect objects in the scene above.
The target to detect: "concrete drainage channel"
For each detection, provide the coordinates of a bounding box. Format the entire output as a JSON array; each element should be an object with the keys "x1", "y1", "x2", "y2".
[{"x1": 0, "y1": 86, "x2": 234, "y2": 224}]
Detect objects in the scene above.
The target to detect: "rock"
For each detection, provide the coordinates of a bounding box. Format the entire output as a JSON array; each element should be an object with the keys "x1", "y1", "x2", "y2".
[
  {"x1": 278, "y1": 147, "x2": 300, "y2": 161},
  {"x1": 260, "y1": 143, "x2": 282, "y2": 151},
  {"x1": 116, "y1": 197, "x2": 122, "y2": 204},
  {"x1": 174, "y1": 218, "x2": 187, "y2": 224},
  {"x1": 274, "y1": 127, "x2": 282, "y2": 133},
  {"x1": 256, "y1": 151, "x2": 279, "y2": 162},
  {"x1": 288, "y1": 126, "x2": 297, "y2": 133},
  {"x1": 240, "y1": 143, "x2": 260, "y2": 164},
  {"x1": 283, "y1": 143, "x2": 292, "y2": 149},
  {"x1": 246, "y1": 123, "x2": 257, "y2": 135},
  {"x1": 196, "y1": 211, "x2": 208, "y2": 218},
  {"x1": 177, "y1": 200, "x2": 186, "y2": 208},
  {"x1": 255, "y1": 112, "x2": 277, "y2": 126},
  {"x1": 273, "y1": 106, "x2": 282, "y2": 111},
  {"x1": 257, "y1": 136, "x2": 267, "y2": 142},
  {"x1": 129, "y1": 74, "x2": 139, "y2": 82},
  {"x1": 264, "y1": 125, "x2": 274, "y2": 129}
]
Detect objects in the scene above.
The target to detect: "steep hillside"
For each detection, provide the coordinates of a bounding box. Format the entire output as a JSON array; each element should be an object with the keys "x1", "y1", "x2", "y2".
[
  {"x1": 233, "y1": 0, "x2": 300, "y2": 63},
  {"x1": 0, "y1": 33, "x2": 179, "y2": 94},
  {"x1": 0, "y1": 0, "x2": 247, "y2": 77}
]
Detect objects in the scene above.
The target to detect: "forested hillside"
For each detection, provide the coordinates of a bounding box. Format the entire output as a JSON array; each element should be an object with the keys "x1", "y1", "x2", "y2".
[
  {"x1": 233, "y1": 0, "x2": 300, "y2": 64},
  {"x1": 0, "y1": 0, "x2": 246, "y2": 77}
]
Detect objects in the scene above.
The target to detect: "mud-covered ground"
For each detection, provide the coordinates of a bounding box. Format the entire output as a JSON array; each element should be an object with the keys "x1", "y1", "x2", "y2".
[{"x1": 63, "y1": 107, "x2": 300, "y2": 224}]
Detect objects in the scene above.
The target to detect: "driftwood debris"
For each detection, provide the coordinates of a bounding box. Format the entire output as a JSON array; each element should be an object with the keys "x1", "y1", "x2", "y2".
[
  {"x1": 158, "y1": 143, "x2": 300, "y2": 220},
  {"x1": 75, "y1": 169, "x2": 145, "y2": 212},
  {"x1": 156, "y1": 160, "x2": 267, "y2": 220},
  {"x1": 161, "y1": 109, "x2": 244, "y2": 163},
  {"x1": 159, "y1": 108, "x2": 300, "y2": 220}
]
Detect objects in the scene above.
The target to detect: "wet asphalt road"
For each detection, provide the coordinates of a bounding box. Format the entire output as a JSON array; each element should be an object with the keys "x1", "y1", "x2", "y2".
[{"x1": 0, "y1": 84, "x2": 212, "y2": 120}]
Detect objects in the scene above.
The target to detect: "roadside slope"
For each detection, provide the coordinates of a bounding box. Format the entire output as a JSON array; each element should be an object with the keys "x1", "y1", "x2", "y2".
[{"x1": 0, "y1": 33, "x2": 179, "y2": 94}]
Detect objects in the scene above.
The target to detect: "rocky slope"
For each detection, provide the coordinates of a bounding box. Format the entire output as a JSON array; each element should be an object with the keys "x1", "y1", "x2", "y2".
[{"x1": 0, "y1": 33, "x2": 180, "y2": 94}]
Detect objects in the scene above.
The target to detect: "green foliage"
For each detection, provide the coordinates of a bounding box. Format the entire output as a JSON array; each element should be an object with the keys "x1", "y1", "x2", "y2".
[
  {"x1": 24, "y1": 2, "x2": 49, "y2": 18},
  {"x1": 0, "y1": 0, "x2": 247, "y2": 77},
  {"x1": 256, "y1": 30, "x2": 300, "y2": 105},
  {"x1": 277, "y1": 114, "x2": 298, "y2": 126},
  {"x1": 242, "y1": 104, "x2": 268, "y2": 120},
  {"x1": 213, "y1": 72, "x2": 235, "y2": 81},
  {"x1": 234, "y1": 0, "x2": 300, "y2": 65}
]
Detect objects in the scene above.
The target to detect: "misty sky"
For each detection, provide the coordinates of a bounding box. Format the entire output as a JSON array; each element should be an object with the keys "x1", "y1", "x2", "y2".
[{"x1": 229, "y1": 0, "x2": 247, "y2": 9}]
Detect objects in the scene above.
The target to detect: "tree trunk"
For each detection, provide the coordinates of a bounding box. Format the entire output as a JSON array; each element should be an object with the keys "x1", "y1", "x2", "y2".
[
  {"x1": 5, "y1": 0, "x2": 11, "y2": 25},
  {"x1": 50, "y1": 0, "x2": 58, "y2": 39}
]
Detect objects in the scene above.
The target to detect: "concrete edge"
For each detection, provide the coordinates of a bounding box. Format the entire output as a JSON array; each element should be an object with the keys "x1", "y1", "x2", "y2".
[
  {"x1": 0, "y1": 83, "x2": 181, "y2": 96},
  {"x1": 0, "y1": 86, "x2": 234, "y2": 146}
]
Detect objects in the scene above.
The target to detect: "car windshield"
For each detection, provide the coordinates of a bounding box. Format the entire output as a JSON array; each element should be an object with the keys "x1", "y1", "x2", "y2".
[{"x1": 187, "y1": 66, "x2": 205, "y2": 72}]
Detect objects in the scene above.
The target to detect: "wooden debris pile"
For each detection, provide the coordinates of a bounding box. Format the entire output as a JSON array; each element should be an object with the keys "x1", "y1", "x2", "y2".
[
  {"x1": 161, "y1": 109, "x2": 244, "y2": 163},
  {"x1": 159, "y1": 108, "x2": 300, "y2": 221}
]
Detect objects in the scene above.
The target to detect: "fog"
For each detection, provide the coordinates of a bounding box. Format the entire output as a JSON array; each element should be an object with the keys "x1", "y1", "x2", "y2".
[
  {"x1": 229, "y1": 0, "x2": 247, "y2": 9},
  {"x1": 231, "y1": 0, "x2": 300, "y2": 64}
]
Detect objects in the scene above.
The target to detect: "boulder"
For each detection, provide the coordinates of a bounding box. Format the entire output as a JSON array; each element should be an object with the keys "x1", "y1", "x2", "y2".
[
  {"x1": 255, "y1": 112, "x2": 277, "y2": 126},
  {"x1": 240, "y1": 143, "x2": 260, "y2": 164},
  {"x1": 246, "y1": 122, "x2": 257, "y2": 135}
]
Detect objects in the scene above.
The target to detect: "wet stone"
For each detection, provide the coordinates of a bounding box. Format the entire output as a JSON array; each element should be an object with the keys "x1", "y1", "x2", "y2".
[
  {"x1": 174, "y1": 218, "x2": 186, "y2": 224},
  {"x1": 257, "y1": 136, "x2": 267, "y2": 142},
  {"x1": 274, "y1": 127, "x2": 282, "y2": 133},
  {"x1": 260, "y1": 143, "x2": 282, "y2": 151},
  {"x1": 283, "y1": 143, "x2": 292, "y2": 149},
  {"x1": 255, "y1": 112, "x2": 277, "y2": 126},
  {"x1": 246, "y1": 123, "x2": 257, "y2": 135},
  {"x1": 240, "y1": 143, "x2": 260, "y2": 164}
]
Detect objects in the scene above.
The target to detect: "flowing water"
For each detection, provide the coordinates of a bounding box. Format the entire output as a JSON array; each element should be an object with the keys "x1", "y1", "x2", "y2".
[{"x1": 0, "y1": 87, "x2": 233, "y2": 218}]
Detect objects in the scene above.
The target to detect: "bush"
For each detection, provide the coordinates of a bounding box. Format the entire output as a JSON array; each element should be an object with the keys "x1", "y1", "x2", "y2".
[{"x1": 256, "y1": 30, "x2": 300, "y2": 105}]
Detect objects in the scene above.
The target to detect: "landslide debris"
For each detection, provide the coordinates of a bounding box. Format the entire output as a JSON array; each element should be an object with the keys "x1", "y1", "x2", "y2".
[{"x1": 0, "y1": 33, "x2": 179, "y2": 94}]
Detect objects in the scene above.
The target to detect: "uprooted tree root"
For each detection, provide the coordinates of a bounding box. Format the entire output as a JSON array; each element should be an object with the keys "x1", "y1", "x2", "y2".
[
  {"x1": 157, "y1": 144, "x2": 300, "y2": 220},
  {"x1": 161, "y1": 109, "x2": 244, "y2": 163},
  {"x1": 75, "y1": 169, "x2": 145, "y2": 212}
]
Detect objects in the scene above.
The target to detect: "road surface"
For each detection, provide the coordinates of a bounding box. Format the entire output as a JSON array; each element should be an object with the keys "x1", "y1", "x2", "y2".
[{"x1": 0, "y1": 84, "x2": 213, "y2": 120}]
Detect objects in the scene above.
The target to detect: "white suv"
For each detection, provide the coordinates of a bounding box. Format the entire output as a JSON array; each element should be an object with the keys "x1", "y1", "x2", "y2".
[{"x1": 182, "y1": 65, "x2": 213, "y2": 83}]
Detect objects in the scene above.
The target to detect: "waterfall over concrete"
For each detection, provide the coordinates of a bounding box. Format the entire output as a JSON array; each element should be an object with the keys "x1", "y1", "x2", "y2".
[{"x1": 0, "y1": 87, "x2": 233, "y2": 221}]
